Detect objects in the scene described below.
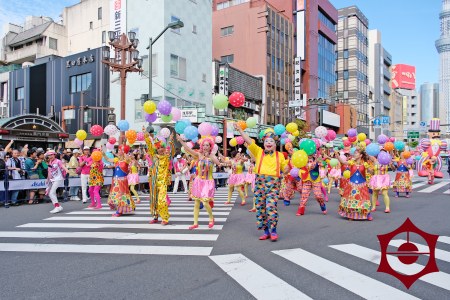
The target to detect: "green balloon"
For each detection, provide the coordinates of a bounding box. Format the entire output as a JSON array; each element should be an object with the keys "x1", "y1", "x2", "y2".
[
  {"x1": 300, "y1": 139, "x2": 316, "y2": 156},
  {"x1": 213, "y1": 94, "x2": 229, "y2": 110},
  {"x1": 161, "y1": 114, "x2": 173, "y2": 123},
  {"x1": 259, "y1": 130, "x2": 265, "y2": 139},
  {"x1": 293, "y1": 148, "x2": 299, "y2": 152},
  {"x1": 246, "y1": 117, "x2": 257, "y2": 128}
]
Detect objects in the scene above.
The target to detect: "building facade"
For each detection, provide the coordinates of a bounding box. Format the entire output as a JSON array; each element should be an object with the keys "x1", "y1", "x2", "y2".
[
  {"x1": 368, "y1": 29, "x2": 392, "y2": 139},
  {"x1": 213, "y1": 0, "x2": 293, "y2": 125},
  {"x1": 336, "y1": 6, "x2": 369, "y2": 134},
  {"x1": 295, "y1": 0, "x2": 338, "y2": 130},
  {"x1": 420, "y1": 82, "x2": 440, "y2": 125},
  {"x1": 389, "y1": 88, "x2": 404, "y2": 140},
  {"x1": 436, "y1": 0, "x2": 450, "y2": 128},
  {"x1": 8, "y1": 47, "x2": 110, "y2": 134},
  {"x1": 110, "y1": 0, "x2": 212, "y2": 131}
]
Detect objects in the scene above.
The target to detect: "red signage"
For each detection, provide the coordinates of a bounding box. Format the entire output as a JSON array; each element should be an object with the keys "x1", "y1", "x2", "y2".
[{"x1": 391, "y1": 64, "x2": 416, "y2": 90}]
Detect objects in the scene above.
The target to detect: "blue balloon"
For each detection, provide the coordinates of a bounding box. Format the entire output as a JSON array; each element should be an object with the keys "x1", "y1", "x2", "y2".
[
  {"x1": 192, "y1": 137, "x2": 198, "y2": 143},
  {"x1": 323, "y1": 178, "x2": 329, "y2": 185},
  {"x1": 184, "y1": 125, "x2": 198, "y2": 140},
  {"x1": 246, "y1": 149, "x2": 250, "y2": 155},
  {"x1": 394, "y1": 140, "x2": 405, "y2": 151},
  {"x1": 366, "y1": 143, "x2": 381, "y2": 157},
  {"x1": 350, "y1": 147, "x2": 356, "y2": 155},
  {"x1": 181, "y1": 119, "x2": 191, "y2": 127},
  {"x1": 274, "y1": 124, "x2": 286, "y2": 135},
  {"x1": 415, "y1": 155, "x2": 421, "y2": 161},
  {"x1": 175, "y1": 121, "x2": 188, "y2": 134},
  {"x1": 281, "y1": 138, "x2": 286, "y2": 145},
  {"x1": 117, "y1": 120, "x2": 129, "y2": 131}
]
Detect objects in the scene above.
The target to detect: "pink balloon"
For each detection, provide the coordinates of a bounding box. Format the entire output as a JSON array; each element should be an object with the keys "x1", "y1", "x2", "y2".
[
  {"x1": 74, "y1": 138, "x2": 83, "y2": 147},
  {"x1": 171, "y1": 107, "x2": 182, "y2": 121},
  {"x1": 364, "y1": 139, "x2": 371, "y2": 145},
  {"x1": 340, "y1": 154, "x2": 347, "y2": 162},
  {"x1": 198, "y1": 122, "x2": 212, "y2": 136},
  {"x1": 312, "y1": 138, "x2": 321, "y2": 149},
  {"x1": 137, "y1": 132, "x2": 145, "y2": 141},
  {"x1": 326, "y1": 129, "x2": 336, "y2": 141},
  {"x1": 106, "y1": 143, "x2": 114, "y2": 150},
  {"x1": 390, "y1": 137, "x2": 396, "y2": 142},
  {"x1": 236, "y1": 136, "x2": 244, "y2": 145},
  {"x1": 90, "y1": 124, "x2": 104, "y2": 137}
]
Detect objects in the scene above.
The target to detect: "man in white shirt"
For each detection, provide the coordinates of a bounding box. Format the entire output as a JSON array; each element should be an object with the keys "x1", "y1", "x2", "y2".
[{"x1": 173, "y1": 155, "x2": 188, "y2": 194}]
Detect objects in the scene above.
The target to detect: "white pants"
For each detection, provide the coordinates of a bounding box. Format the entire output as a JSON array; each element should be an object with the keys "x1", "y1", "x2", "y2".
[
  {"x1": 173, "y1": 173, "x2": 188, "y2": 193},
  {"x1": 80, "y1": 174, "x2": 90, "y2": 201},
  {"x1": 48, "y1": 180, "x2": 63, "y2": 205}
]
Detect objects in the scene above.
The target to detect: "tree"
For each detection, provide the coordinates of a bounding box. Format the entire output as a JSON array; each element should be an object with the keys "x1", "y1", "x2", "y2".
[{"x1": 408, "y1": 140, "x2": 419, "y2": 149}]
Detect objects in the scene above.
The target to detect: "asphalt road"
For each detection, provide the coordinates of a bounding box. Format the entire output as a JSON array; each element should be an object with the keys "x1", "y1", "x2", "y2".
[{"x1": 0, "y1": 173, "x2": 449, "y2": 300}]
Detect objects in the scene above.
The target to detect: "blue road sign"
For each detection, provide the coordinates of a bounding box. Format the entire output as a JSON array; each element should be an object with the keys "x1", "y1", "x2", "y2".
[
  {"x1": 420, "y1": 121, "x2": 426, "y2": 127},
  {"x1": 373, "y1": 118, "x2": 381, "y2": 126},
  {"x1": 381, "y1": 116, "x2": 390, "y2": 124}
]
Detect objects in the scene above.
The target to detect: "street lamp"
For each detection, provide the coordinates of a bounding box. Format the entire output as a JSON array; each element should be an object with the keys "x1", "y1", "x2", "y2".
[
  {"x1": 146, "y1": 20, "x2": 184, "y2": 98},
  {"x1": 102, "y1": 31, "x2": 143, "y2": 142}
]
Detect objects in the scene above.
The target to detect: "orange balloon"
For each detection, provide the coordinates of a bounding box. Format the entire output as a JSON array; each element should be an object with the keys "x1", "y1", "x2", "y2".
[
  {"x1": 237, "y1": 120, "x2": 247, "y2": 130},
  {"x1": 91, "y1": 150, "x2": 102, "y2": 162},
  {"x1": 125, "y1": 130, "x2": 137, "y2": 140},
  {"x1": 402, "y1": 151, "x2": 411, "y2": 159},
  {"x1": 384, "y1": 142, "x2": 394, "y2": 152},
  {"x1": 285, "y1": 142, "x2": 293, "y2": 151}
]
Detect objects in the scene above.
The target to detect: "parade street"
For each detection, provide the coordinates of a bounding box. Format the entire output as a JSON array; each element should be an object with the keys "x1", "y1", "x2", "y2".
[{"x1": 0, "y1": 174, "x2": 448, "y2": 300}]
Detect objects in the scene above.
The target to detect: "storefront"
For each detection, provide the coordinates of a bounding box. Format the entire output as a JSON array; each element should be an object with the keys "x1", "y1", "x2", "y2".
[{"x1": 0, "y1": 114, "x2": 68, "y2": 148}]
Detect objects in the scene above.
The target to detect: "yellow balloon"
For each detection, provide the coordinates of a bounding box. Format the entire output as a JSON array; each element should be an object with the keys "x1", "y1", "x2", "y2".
[
  {"x1": 76, "y1": 130, "x2": 87, "y2": 141},
  {"x1": 113, "y1": 157, "x2": 119, "y2": 164},
  {"x1": 293, "y1": 130, "x2": 300, "y2": 137},
  {"x1": 230, "y1": 138, "x2": 237, "y2": 147},
  {"x1": 286, "y1": 122, "x2": 298, "y2": 133},
  {"x1": 360, "y1": 141, "x2": 366, "y2": 148},
  {"x1": 343, "y1": 170, "x2": 351, "y2": 179},
  {"x1": 291, "y1": 149, "x2": 308, "y2": 168},
  {"x1": 357, "y1": 133, "x2": 367, "y2": 142},
  {"x1": 264, "y1": 128, "x2": 275, "y2": 134},
  {"x1": 342, "y1": 137, "x2": 348, "y2": 141},
  {"x1": 143, "y1": 100, "x2": 157, "y2": 114},
  {"x1": 422, "y1": 152, "x2": 428, "y2": 157}
]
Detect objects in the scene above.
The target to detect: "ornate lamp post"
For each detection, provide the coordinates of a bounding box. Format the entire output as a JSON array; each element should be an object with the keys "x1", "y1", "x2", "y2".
[{"x1": 102, "y1": 31, "x2": 143, "y2": 142}]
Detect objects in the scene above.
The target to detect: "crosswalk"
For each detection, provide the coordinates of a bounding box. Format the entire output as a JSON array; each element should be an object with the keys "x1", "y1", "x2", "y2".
[
  {"x1": 0, "y1": 187, "x2": 234, "y2": 256},
  {"x1": 411, "y1": 179, "x2": 450, "y2": 195},
  {"x1": 210, "y1": 238, "x2": 450, "y2": 299}
]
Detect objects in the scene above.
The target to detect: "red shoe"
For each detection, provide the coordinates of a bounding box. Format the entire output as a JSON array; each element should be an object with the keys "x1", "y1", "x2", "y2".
[
  {"x1": 270, "y1": 233, "x2": 278, "y2": 241},
  {"x1": 240, "y1": 201, "x2": 246, "y2": 206},
  {"x1": 367, "y1": 215, "x2": 373, "y2": 221},
  {"x1": 296, "y1": 206, "x2": 305, "y2": 216},
  {"x1": 322, "y1": 210, "x2": 327, "y2": 215},
  {"x1": 259, "y1": 233, "x2": 270, "y2": 240},
  {"x1": 371, "y1": 207, "x2": 376, "y2": 212},
  {"x1": 94, "y1": 205, "x2": 103, "y2": 209},
  {"x1": 189, "y1": 224, "x2": 199, "y2": 230},
  {"x1": 149, "y1": 219, "x2": 158, "y2": 224},
  {"x1": 248, "y1": 208, "x2": 256, "y2": 212},
  {"x1": 88, "y1": 204, "x2": 95, "y2": 209},
  {"x1": 208, "y1": 219, "x2": 214, "y2": 228},
  {"x1": 161, "y1": 220, "x2": 169, "y2": 226},
  {"x1": 385, "y1": 208, "x2": 390, "y2": 213},
  {"x1": 376, "y1": 200, "x2": 380, "y2": 206},
  {"x1": 224, "y1": 202, "x2": 233, "y2": 205},
  {"x1": 112, "y1": 213, "x2": 122, "y2": 217}
]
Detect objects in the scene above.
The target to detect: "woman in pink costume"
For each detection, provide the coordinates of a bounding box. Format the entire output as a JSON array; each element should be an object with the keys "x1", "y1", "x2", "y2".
[
  {"x1": 224, "y1": 151, "x2": 247, "y2": 205},
  {"x1": 368, "y1": 153, "x2": 391, "y2": 213},
  {"x1": 87, "y1": 152, "x2": 104, "y2": 209},
  {"x1": 127, "y1": 154, "x2": 141, "y2": 204},
  {"x1": 177, "y1": 135, "x2": 222, "y2": 230}
]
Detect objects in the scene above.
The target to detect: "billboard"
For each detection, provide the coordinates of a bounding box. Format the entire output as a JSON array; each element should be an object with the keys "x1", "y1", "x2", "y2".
[{"x1": 391, "y1": 64, "x2": 416, "y2": 90}]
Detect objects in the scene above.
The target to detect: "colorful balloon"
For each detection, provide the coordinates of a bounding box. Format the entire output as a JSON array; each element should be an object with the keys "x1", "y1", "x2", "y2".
[
  {"x1": 215, "y1": 136, "x2": 222, "y2": 143},
  {"x1": 329, "y1": 158, "x2": 339, "y2": 167},
  {"x1": 76, "y1": 130, "x2": 87, "y2": 141},
  {"x1": 286, "y1": 122, "x2": 298, "y2": 134},
  {"x1": 291, "y1": 149, "x2": 308, "y2": 168},
  {"x1": 290, "y1": 168, "x2": 299, "y2": 177},
  {"x1": 229, "y1": 138, "x2": 237, "y2": 147},
  {"x1": 246, "y1": 117, "x2": 257, "y2": 128},
  {"x1": 343, "y1": 170, "x2": 351, "y2": 179},
  {"x1": 74, "y1": 138, "x2": 83, "y2": 147},
  {"x1": 402, "y1": 151, "x2": 411, "y2": 159},
  {"x1": 145, "y1": 113, "x2": 157, "y2": 123},
  {"x1": 143, "y1": 100, "x2": 157, "y2": 114},
  {"x1": 90, "y1": 125, "x2": 103, "y2": 137},
  {"x1": 157, "y1": 100, "x2": 172, "y2": 115},
  {"x1": 213, "y1": 94, "x2": 229, "y2": 109},
  {"x1": 236, "y1": 136, "x2": 244, "y2": 145},
  {"x1": 91, "y1": 150, "x2": 102, "y2": 162},
  {"x1": 104, "y1": 124, "x2": 119, "y2": 136},
  {"x1": 377, "y1": 134, "x2": 388, "y2": 144},
  {"x1": 108, "y1": 137, "x2": 117, "y2": 144},
  {"x1": 211, "y1": 125, "x2": 219, "y2": 136},
  {"x1": 347, "y1": 128, "x2": 357, "y2": 137},
  {"x1": 171, "y1": 107, "x2": 182, "y2": 121},
  {"x1": 175, "y1": 121, "x2": 188, "y2": 134},
  {"x1": 183, "y1": 126, "x2": 198, "y2": 140},
  {"x1": 378, "y1": 151, "x2": 392, "y2": 165},
  {"x1": 117, "y1": 120, "x2": 129, "y2": 131},
  {"x1": 274, "y1": 124, "x2": 286, "y2": 135},
  {"x1": 160, "y1": 128, "x2": 171, "y2": 138},
  {"x1": 384, "y1": 142, "x2": 394, "y2": 152},
  {"x1": 357, "y1": 133, "x2": 367, "y2": 142},
  {"x1": 326, "y1": 130, "x2": 336, "y2": 141},
  {"x1": 394, "y1": 140, "x2": 405, "y2": 151},
  {"x1": 366, "y1": 143, "x2": 380, "y2": 157},
  {"x1": 364, "y1": 139, "x2": 371, "y2": 145},
  {"x1": 198, "y1": 122, "x2": 213, "y2": 136},
  {"x1": 314, "y1": 126, "x2": 328, "y2": 138},
  {"x1": 237, "y1": 120, "x2": 247, "y2": 131},
  {"x1": 229, "y1": 92, "x2": 245, "y2": 107},
  {"x1": 293, "y1": 130, "x2": 300, "y2": 137},
  {"x1": 136, "y1": 132, "x2": 145, "y2": 141},
  {"x1": 300, "y1": 139, "x2": 316, "y2": 156},
  {"x1": 161, "y1": 114, "x2": 173, "y2": 123}
]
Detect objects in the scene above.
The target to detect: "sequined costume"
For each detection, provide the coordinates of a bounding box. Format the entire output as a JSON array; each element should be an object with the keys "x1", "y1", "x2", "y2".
[
  {"x1": 107, "y1": 159, "x2": 135, "y2": 214},
  {"x1": 393, "y1": 159, "x2": 412, "y2": 194}
]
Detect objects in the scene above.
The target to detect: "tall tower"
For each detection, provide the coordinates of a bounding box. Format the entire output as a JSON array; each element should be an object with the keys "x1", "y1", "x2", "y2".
[{"x1": 436, "y1": 0, "x2": 450, "y2": 129}]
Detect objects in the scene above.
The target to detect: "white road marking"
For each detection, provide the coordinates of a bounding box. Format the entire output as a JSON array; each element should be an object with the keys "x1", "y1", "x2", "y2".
[
  {"x1": 18, "y1": 223, "x2": 223, "y2": 230},
  {"x1": 439, "y1": 236, "x2": 450, "y2": 244},
  {"x1": 67, "y1": 211, "x2": 230, "y2": 216},
  {"x1": 417, "y1": 182, "x2": 449, "y2": 193},
  {"x1": 44, "y1": 216, "x2": 226, "y2": 222},
  {"x1": 390, "y1": 239, "x2": 450, "y2": 263},
  {"x1": 330, "y1": 243, "x2": 450, "y2": 292},
  {"x1": 273, "y1": 248, "x2": 419, "y2": 299},
  {"x1": 209, "y1": 253, "x2": 312, "y2": 300}
]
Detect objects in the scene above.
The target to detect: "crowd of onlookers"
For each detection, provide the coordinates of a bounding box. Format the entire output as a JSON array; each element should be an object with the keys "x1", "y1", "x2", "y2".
[{"x1": 0, "y1": 140, "x2": 233, "y2": 207}]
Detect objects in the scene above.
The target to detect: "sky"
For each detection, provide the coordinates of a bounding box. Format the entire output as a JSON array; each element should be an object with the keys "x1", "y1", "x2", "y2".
[
  {"x1": 330, "y1": 0, "x2": 443, "y2": 88},
  {"x1": 0, "y1": 0, "x2": 443, "y2": 88}
]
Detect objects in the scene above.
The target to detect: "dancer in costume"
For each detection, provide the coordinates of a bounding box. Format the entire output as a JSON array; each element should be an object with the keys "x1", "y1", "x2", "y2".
[
  {"x1": 105, "y1": 145, "x2": 135, "y2": 217},
  {"x1": 393, "y1": 153, "x2": 412, "y2": 198},
  {"x1": 177, "y1": 135, "x2": 221, "y2": 230},
  {"x1": 173, "y1": 154, "x2": 188, "y2": 194},
  {"x1": 280, "y1": 151, "x2": 302, "y2": 206},
  {"x1": 317, "y1": 149, "x2": 329, "y2": 202},
  {"x1": 87, "y1": 152, "x2": 104, "y2": 209},
  {"x1": 187, "y1": 154, "x2": 198, "y2": 201},
  {"x1": 368, "y1": 153, "x2": 391, "y2": 212},
  {"x1": 235, "y1": 124, "x2": 289, "y2": 241},
  {"x1": 327, "y1": 152, "x2": 341, "y2": 194},
  {"x1": 224, "y1": 151, "x2": 247, "y2": 205},
  {"x1": 339, "y1": 153, "x2": 351, "y2": 196},
  {"x1": 127, "y1": 154, "x2": 141, "y2": 204},
  {"x1": 296, "y1": 155, "x2": 327, "y2": 216},
  {"x1": 423, "y1": 156, "x2": 437, "y2": 185},
  {"x1": 145, "y1": 131, "x2": 175, "y2": 225},
  {"x1": 45, "y1": 150, "x2": 69, "y2": 214},
  {"x1": 336, "y1": 147, "x2": 373, "y2": 221}
]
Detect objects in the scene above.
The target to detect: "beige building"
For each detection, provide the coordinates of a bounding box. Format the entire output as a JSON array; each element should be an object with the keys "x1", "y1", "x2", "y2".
[
  {"x1": 389, "y1": 88, "x2": 404, "y2": 140},
  {"x1": 63, "y1": 0, "x2": 110, "y2": 55}
]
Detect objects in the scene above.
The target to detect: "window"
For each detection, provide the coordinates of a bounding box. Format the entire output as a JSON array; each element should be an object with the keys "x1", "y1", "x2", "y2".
[
  {"x1": 49, "y1": 37, "x2": 57, "y2": 50},
  {"x1": 102, "y1": 31, "x2": 106, "y2": 43},
  {"x1": 89, "y1": 21, "x2": 93, "y2": 30},
  {"x1": 220, "y1": 26, "x2": 234, "y2": 36},
  {"x1": 70, "y1": 73, "x2": 92, "y2": 93},
  {"x1": 343, "y1": 49, "x2": 348, "y2": 59},
  {"x1": 135, "y1": 99, "x2": 143, "y2": 121},
  {"x1": 343, "y1": 70, "x2": 349, "y2": 80},
  {"x1": 98, "y1": 7, "x2": 102, "y2": 20},
  {"x1": 202, "y1": 73, "x2": 206, "y2": 82},
  {"x1": 220, "y1": 54, "x2": 234, "y2": 64},
  {"x1": 170, "y1": 54, "x2": 186, "y2": 80},
  {"x1": 192, "y1": 24, "x2": 197, "y2": 34},
  {"x1": 171, "y1": 16, "x2": 181, "y2": 33},
  {"x1": 15, "y1": 87, "x2": 24, "y2": 101}
]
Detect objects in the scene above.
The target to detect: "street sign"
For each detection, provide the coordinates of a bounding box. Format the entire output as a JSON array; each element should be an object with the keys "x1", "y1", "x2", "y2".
[
  {"x1": 381, "y1": 116, "x2": 390, "y2": 124},
  {"x1": 420, "y1": 121, "x2": 426, "y2": 127},
  {"x1": 407, "y1": 131, "x2": 419, "y2": 139},
  {"x1": 373, "y1": 118, "x2": 381, "y2": 128},
  {"x1": 289, "y1": 100, "x2": 301, "y2": 108}
]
